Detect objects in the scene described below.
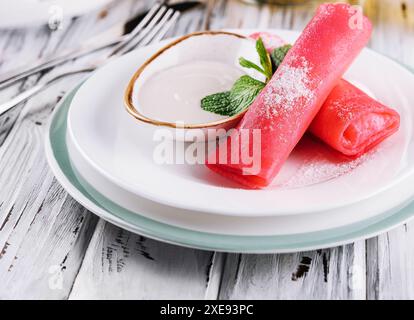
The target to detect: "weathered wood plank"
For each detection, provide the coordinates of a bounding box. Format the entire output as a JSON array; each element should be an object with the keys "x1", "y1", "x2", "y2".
[
  {"x1": 209, "y1": 0, "x2": 317, "y2": 31},
  {"x1": 219, "y1": 242, "x2": 365, "y2": 300},
  {"x1": 366, "y1": 228, "x2": 414, "y2": 300},
  {"x1": 364, "y1": 0, "x2": 414, "y2": 300},
  {"x1": 0, "y1": 76, "x2": 100, "y2": 299},
  {"x1": 69, "y1": 221, "x2": 219, "y2": 299},
  {"x1": 0, "y1": 1, "x2": 144, "y2": 299},
  {"x1": 0, "y1": 0, "x2": 144, "y2": 146}
]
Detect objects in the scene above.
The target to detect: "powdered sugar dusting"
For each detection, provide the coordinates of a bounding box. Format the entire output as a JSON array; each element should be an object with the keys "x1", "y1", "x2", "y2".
[
  {"x1": 261, "y1": 57, "x2": 314, "y2": 119},
  {"x1": 278, "y1": 147, "x2": 376, "y2": 189},
  {"x1": 334, "y1": 99, "x2": 355, "y2": 121},
  {"x1": 311, "y1": 3, "x2": 336, "y2": 25},
  {"x1": 329, "y1": 97, "x2": 362, "y2": 122}
]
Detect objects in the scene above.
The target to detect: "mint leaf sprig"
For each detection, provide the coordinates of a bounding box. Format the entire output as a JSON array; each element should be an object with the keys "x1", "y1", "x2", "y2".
[
  {"x1": 200, "y1": 38, "x2": 292, "y2": 117},
  {"x1": 202, "y1": 76, "x2": 266, "y2": 116},
  {"x1": 229, "y1": 76, "x2": 267, "y2": 115},
  {"x1": 239, "y1": 38, "x2": 273, "y2": 82},
  {"x1": 271, "y1": 44, "x2": 292, "y2": 71}
]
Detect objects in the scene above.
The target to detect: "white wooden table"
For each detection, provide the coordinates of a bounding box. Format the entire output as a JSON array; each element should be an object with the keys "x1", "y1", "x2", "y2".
[{"x1": 0, "y1": 0, "x2": 413, "y2": 300}]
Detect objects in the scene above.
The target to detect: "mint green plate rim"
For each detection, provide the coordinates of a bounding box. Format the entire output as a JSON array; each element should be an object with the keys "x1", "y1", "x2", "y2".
[{"x1": 46, "y1": 85, "x2": 414, "y2": 253}]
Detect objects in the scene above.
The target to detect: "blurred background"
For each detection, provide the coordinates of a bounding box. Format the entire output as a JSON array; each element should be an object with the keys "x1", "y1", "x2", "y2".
[
  {"x1": 0, "y1": 0, "x2": 412, "y2": 71},
  {"x1": 1, "y1": 0, "x2": 412, "y2": 142}
]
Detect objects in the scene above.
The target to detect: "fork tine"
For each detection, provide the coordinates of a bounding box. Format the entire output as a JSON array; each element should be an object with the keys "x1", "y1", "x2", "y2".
[
  {"x1": 138, "y1": 9, "x2": 176, "y2": 47},
  {"x1": 123, "y1": 9, "x2": 179, "y2": 55},
  {"x1": 110, "y1": 4, "x2": 167, "y2": 57},
  {"x1": 152, "y1": 11, "x2": 180, "y2": 43},
  {"x1": 114, "y1": 7, "x2": 179, "y2": 57},
  {"x1": 125, "y1": 2, "x2": 162, "y2": 39},
  {"x1": 109, "y1": 3, "x2": 162, "y2": 56}
]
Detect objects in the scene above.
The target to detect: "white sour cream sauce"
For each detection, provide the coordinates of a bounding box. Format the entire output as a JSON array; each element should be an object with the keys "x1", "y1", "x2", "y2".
[{"x1": 137, "y1": 60, "x2": 245, "y2": 124}]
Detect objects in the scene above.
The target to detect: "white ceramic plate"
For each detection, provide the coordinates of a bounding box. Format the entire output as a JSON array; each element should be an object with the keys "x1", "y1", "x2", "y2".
[
  {"x1": 0, "y1": 0, "x2": 112, "y2": 29},
  {"x1": 46, "y1": 86, "x2": 414, "y2": 253},
  {"x1": 67, "y1": 29, "x2": 414, "y2": 217},
  {"x1": 68, "y1": 114, "x2": 414, "y2": 236}
]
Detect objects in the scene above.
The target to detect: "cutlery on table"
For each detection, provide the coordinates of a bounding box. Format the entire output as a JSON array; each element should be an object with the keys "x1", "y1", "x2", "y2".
[
  {"x1": 0, "y1": 0, "x2": 202, "y2": 90},
  {"x1": 0, "y1": 3, "x2": 181, "y2": 116}
]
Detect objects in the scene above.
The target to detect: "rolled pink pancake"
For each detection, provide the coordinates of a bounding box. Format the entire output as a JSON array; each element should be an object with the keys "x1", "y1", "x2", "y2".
[
  {"x1": 309, "y1": 79, "x2": 400, "y2": 157},
  {"x1": 249, "y1": 31, "x2": 286, "y2": 51},
  {"x1": 206, "y1": 3, "x2": 372, "y2": 189},
  {"x1": 252, "y1": 32, "x2": 401, "y2": 157}
]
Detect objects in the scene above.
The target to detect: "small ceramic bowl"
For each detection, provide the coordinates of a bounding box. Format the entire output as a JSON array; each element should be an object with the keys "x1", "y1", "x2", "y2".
[{"x1": 124, "y1": 31, "x2": 261, "y2": 141}]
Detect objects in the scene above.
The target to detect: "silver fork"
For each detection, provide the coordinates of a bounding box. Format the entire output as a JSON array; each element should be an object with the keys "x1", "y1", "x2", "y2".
[{"x1": 0, "y1": 4, "x2": 180, "y2": 116}]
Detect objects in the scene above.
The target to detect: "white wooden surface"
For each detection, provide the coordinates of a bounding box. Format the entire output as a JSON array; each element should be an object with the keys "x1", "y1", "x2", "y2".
[{"x1": 0, "y1": 0, "x2": 413, "y2": 300}]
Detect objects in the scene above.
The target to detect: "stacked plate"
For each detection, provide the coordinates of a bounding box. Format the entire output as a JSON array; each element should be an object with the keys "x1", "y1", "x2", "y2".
[{"x1": 45, "y1": 29, "x2": 414, "y2": 253}]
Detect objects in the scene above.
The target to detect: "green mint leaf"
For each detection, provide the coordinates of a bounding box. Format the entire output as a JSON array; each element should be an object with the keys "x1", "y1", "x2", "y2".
[
  {"x1": 200, "y1": 76, "x2": 265, "y2": 117},
  {"x1": 239, "y1": 57, "x2": 267, "y2": 77},
  {"x1": 201, "y1": 40, "x2": 292, "y2": 117},
  {"x1": 270, "y1": 44, "x2": 292, "y2": 72},
  {"x1": 201, "y1": 91, "x2": 232, "y2": 116},
  {"x1": 228, "y1": 75, "x2": 266, "y2": 115},
  {"x1": 256, "y1": 38, "x2": 273, "y2": 81}
]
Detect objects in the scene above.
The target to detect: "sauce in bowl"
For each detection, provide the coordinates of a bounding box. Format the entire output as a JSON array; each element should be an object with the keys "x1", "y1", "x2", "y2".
[{"x1": 137, "y1": 60, "x2": 245, "y2": 124}]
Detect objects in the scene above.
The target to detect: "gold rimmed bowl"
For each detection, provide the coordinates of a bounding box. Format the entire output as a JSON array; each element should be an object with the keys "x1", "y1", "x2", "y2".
[{"x1": 124, "y1": 31, "x2": 262, "y2": 141}]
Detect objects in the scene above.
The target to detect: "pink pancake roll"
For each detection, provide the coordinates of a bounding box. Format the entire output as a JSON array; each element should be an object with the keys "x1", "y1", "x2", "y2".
[
  {"x1": 251, "y1": 32, "x2": 401, "y2": 157},
  {"x1": 206, "y1": 3, "x2": 372, "y2": 189},
  {"x1": 249, "y1": 31, "x2": 286, "y2": 52},
  {"x1": 309, "y1": 79, "x2": 400, "y2": 157}
]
